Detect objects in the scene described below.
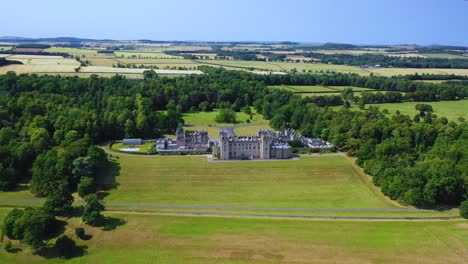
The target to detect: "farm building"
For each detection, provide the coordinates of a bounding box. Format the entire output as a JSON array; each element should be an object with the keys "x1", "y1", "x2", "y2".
[{"x1": 123, "y1": 138, "x2": 142, "y2": 145}]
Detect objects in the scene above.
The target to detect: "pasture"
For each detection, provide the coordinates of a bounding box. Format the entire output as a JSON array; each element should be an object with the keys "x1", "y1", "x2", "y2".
[
  {"x1": 367, "y1": 100, "x2": 468, "y2": 122},
  {"x1": 100, "y1": 155, "x2": 394, "y2": 209},
  {"x1": 1, "y1": 208, "x2": 466, "y2": 264}
]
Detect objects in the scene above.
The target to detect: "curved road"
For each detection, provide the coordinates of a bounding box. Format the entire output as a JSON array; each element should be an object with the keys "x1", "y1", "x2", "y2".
[{"x1": 0, "y1": 198, "x2": 460, "y2": 220}]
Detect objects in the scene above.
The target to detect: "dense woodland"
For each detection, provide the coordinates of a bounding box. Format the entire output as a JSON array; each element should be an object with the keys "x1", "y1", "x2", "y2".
[
  {"x1": 0, "y1": 58, "x2": 22, "y2": 66},
  {"x1": 301, "y1": 53, "x2": 468, "y2": 68},
  {"x1": 0, "y1": 68, "x2": 467, "y2": 210}
]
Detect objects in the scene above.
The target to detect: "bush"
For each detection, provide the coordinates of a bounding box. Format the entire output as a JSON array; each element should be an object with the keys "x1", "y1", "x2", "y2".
[
  {"x1": 215, "y1": 108, "x2": 237, "y2": 123},
  {"x1": 460, "y1": 200, "x2": 468, "y2": 219},
  {"x1": 77, "y1": 177, "x2": 97, "y2": 198},
  {"x1": 4, "y1": 241, "x2": 14, "y2": 253},
  {"x1": 55, "y1": 235, "x2": 76, "y2": 259},
  {"x1": 75, "y1": 228, "x2": 85, "y2": 239}
]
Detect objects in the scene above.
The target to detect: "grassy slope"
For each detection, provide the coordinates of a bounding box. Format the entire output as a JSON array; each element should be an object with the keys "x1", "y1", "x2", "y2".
[
  {"x1": 1, "y1": 208, "x2": 466, "y2": 264},
  {"x1": 102, "y1": 155, "x2": 394, "y2": 208},
  {"x1": 183, "y1": 110, "x2": 268, "y2": 126}
]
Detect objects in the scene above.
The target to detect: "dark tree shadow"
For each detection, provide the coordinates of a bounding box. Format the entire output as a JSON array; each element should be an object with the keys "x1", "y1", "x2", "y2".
[
  {"x1": 101, "y1": 216, "x2": 127, "y2": 231},
  {"x1": 70, "y1": 206, "x2": 84, "y2": 218},
  {"x1": 96, "y1": 160, "x2": 121, "y2": 191},
  {"x1": 9, "y1": 184, "x2": 29, "y2": 192},
  {"x1": 44, "y1": 219, "x2": 67, "y2": 240},
  {"x1": 96, "y1": 191, "x2": 110, "y2": 200},
  {"x1": 5, "y1": 246, "x2": 22, "y2": 253},
  {"x1": 38, "y1": 244, "x2": 88, "y2": 259},
  {"x1": 79, "y1": 234, "x2": 93, "y2": 241}
]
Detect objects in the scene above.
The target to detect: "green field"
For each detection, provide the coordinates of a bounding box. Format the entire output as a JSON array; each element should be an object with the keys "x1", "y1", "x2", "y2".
[
  {"x1": 270, "y1": 85, "x2": 372, "y2": 93},
  {"x1": 367, "y1": 100, "x2": 468, "y2": 122},
  {"x1": 183, "y1": 109, "x2": 268, "y2": 126},
  {"x1": 0, "y1": 208, "x2": 466, "y2": 264},
  {"x1": 100, "y1": 155, "x2": 394, "y2": 208},
  {"x1": 233, "y1": 124, "x2": 273, "y2": 136}
]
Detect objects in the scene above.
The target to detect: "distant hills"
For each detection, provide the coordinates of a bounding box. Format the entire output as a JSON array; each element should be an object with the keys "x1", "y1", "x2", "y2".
[{"x1": 0, "y1": 36, "x2": 466, "y2": 49}]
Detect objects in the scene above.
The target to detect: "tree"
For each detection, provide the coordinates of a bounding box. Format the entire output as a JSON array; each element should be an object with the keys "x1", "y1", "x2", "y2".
[
  {"x1": 55, "y1": 235, "x2": 77, "y2": 259},
  {"x1": 460, "y1": 200, "x2": 468, "y2": 219},
  {"x1": 124, "y1": 119, "x2": 136, "y2": 138},
  {"x1": 2, "y1": 208, "x2": 54, "y2": 252},
  {"x1": 82, "y1": 194, "x2": 105, "y2": 226},
  {"x1": 72, "y1": 157, "x2": 93, "y2": 181},
  {"x1": 74, "y1": 227, "x2": 85, "y2": 239},
  {"x1": 215, "y1": 108, "x2": 237, "y2": 123},
  {"x1": 31, "y1": 149, "x2": 65, "y2": 197},
  {"x1": 77, "y1": 177, "x2": 97, "y2": 198},
  {"x1": 43, "y1": 181, "x2": 74, "y2": 216},
  {"x1": 0, "y1": 165, "x2": 15, "y2": 191}
]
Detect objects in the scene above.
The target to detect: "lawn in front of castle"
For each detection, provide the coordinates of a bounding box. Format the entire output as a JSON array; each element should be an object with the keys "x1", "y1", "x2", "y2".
[{"x1": 100, "y1": 154, "x2": 394, "y2": 209}]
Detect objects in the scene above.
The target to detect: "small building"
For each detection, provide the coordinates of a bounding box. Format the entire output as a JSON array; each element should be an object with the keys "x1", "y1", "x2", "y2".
[{"x1": 123, "y1": 138, "x2": 142, "y2": 145}]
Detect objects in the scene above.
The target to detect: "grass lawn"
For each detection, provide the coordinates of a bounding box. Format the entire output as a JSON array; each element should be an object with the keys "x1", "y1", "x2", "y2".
[
  {"x1": 0, "y1": 208, "x2": 466, "y2": 263},
  {"x1": 368, "y1": 100, "x2": 468, "y2": 122},
  {"x1": 233, "y1": 124, "x2": 273, "y2": 136},
  {"x1": 101, "y1": 155, "x2": 395, "y2": 209},
  {"x1": 184, "y1": 125, "x2": 220, "y2": 138},
  {"x1": 183, "y1": 109, "x2": 268, "y2": 126},
  {"x1": 270, "y1": 85, "x2": 371, "y2": 93}
]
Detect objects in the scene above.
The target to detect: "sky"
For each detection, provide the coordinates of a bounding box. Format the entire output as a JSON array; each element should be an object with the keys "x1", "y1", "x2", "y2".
[{"x1": 2, "y1": 0, "x2": 468, "y2": 46}]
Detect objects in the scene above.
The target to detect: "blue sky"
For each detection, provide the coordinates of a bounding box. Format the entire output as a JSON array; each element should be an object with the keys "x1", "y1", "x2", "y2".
[{"x1": 2, "y1": 0, "x2": 467, "y2": 46}]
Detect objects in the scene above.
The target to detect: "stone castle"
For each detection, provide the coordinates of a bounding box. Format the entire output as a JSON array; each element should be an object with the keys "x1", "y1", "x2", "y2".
[{"x1": 213, "y1": 129, "x2": 291, "y2": 160}]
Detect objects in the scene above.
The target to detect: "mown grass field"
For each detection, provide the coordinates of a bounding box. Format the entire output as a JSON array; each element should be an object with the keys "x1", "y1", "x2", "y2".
[
  {"x1": 101, "y1": 155, "x2": 394, "y2": 208},
  {"x1": 270, "y1": 85, "x2": 371, "y2": 93},
  {"x1": 367, "y1": 100, "x2": 468, "y2": 122},
  {"x1": 233, "y1": 124, "x2": 273, "y2": 136},
  {"x1": 0, "y1": 208, "x2": 466, "y2": 264},
  {"x1": 183, "y1": 109, "x2": 268, "y2": 126}
]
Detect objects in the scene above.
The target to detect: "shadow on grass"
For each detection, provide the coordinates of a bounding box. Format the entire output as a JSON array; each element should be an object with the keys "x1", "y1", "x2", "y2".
[
  {"x1": 102, "y1": 216, "x2": 127, "y2": 231},
  {"x1": 38, "y1": 244, "x2": 88, "y2": 259},
  {"x1": 96, "y1": 160, "x2": 121, "y2": 191},
  {"x1": 5, "y1": 246, "x2": 22, "y2": 253},
  {"x1": 43, "y1": 219, "x2": 67, "y2": 240}
]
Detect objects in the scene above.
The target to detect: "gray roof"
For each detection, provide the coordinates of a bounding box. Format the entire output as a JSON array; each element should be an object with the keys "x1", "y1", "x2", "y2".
[{"x1": 123, "y1": 138, "x2": 142, "y2": 145}]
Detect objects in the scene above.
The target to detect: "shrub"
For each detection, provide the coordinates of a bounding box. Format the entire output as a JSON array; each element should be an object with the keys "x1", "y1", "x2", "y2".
[
  {"x1": 4, "y1": 241, "x2": 13, "y2": 253},
  {"x1": 55, "y1": 235, "x2": 76, "y2": 259},
  {"x1": 75, "y1": 228, "x2": 85, "y2": 239},
  {"x1": 460, "y1": 200, "x2": 468, "y2": 219}
]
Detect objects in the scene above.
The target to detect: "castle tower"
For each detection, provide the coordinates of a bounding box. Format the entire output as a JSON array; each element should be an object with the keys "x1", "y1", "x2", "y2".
[
  {"x1": 219, "y1": 130, "x2": 230, "y2": 160},
  {"x1": 259, "y1": 131, "x2": 272, "y2": 159}
]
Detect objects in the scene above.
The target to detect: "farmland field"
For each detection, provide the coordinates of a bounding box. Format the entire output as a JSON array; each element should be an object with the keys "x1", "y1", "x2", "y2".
[
  {"x1": 115, "y1": 51, "x2": 181, "y2": 59},
  {"x1": 197, "y1": 59, "x2": 371, "y2": 75},
  {"x1": 0, "y1": 208, "x2": 465, "y2": 264},
  {"x1": 366, "y1": 100, "x2": 468, "y2": 122}
]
